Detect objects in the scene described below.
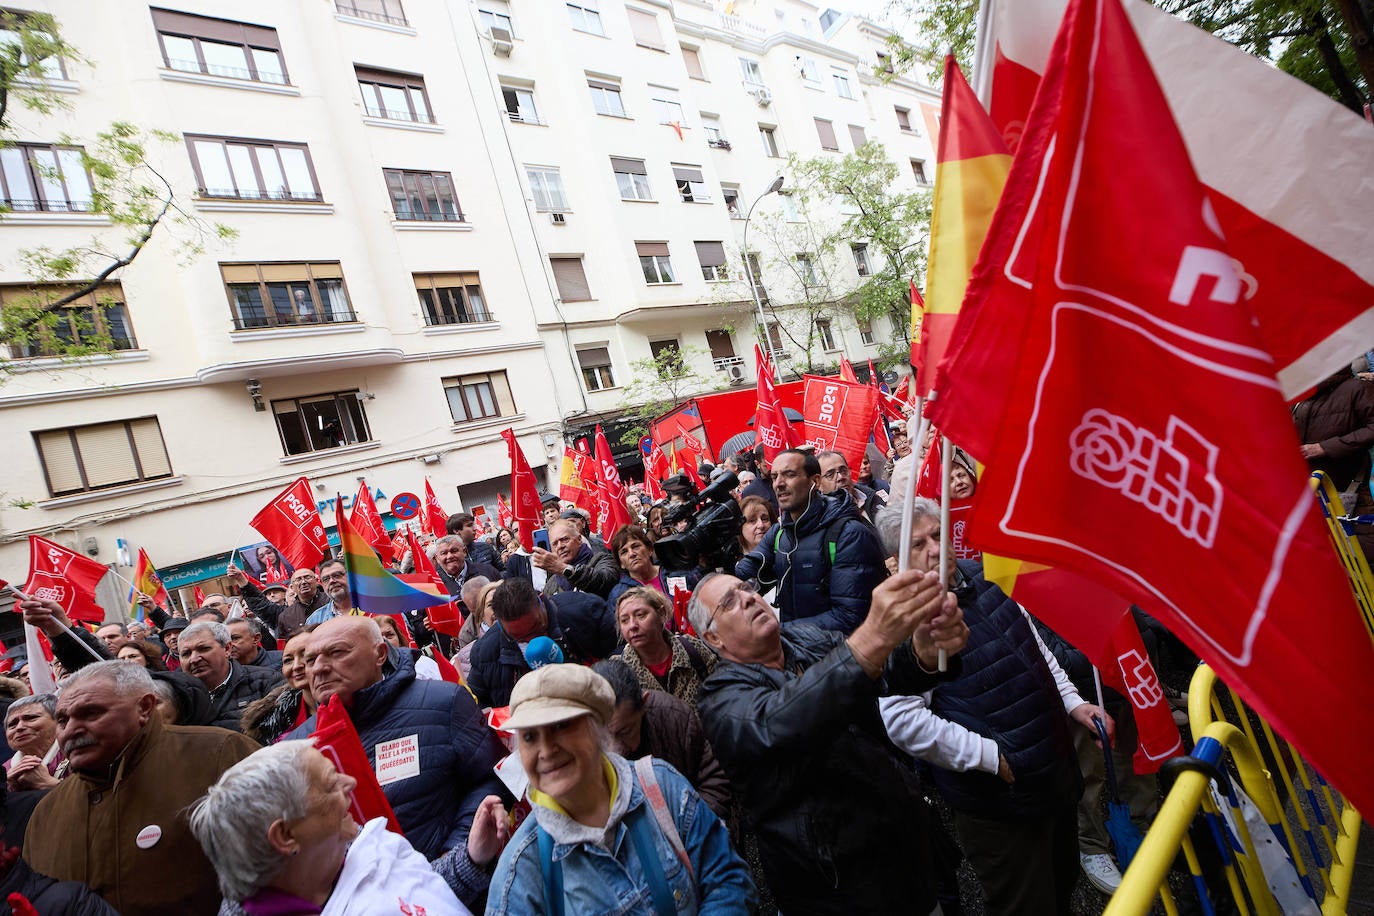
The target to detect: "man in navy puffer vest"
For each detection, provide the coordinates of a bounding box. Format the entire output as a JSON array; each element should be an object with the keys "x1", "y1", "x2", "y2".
[{"x1": 875, "y1": 500, "x2": 1114, "y2": 916}]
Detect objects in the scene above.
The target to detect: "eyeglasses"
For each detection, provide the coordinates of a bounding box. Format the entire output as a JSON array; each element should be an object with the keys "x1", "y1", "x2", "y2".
[
  {"x1": 320, "y1": 571, "x2": 348, "y2": 582},
  {"x1": 821, "y1": 467, "x2": 849, "y2": 479},
  {"x1": 711, "y1": 580, "x2": 759, "y2": 624}
]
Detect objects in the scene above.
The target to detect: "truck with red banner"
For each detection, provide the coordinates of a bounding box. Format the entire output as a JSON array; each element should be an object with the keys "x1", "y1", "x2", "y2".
[{"x1": 649, "y1": 380, "x2": 807, "y2": 464}]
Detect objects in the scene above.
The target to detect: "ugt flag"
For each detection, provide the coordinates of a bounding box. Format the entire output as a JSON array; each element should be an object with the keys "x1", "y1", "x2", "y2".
[
  {"x1": 23, "y1": 535, "x2": 107, "y2": 623},
  {"x1": 941, "y1": 0, "x2": 1374, "y2": 817},
  {"x1": 250, "y1": 477, "x2": 328, "y2": 571}
]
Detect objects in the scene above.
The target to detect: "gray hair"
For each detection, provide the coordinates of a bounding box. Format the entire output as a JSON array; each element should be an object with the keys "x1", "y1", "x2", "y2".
[
  {"x1": 63, "y1": 659, "x2": 156, "y2": 697},
  {"x1": 181, "y1": 621, "x2": 231, "y2": 648},
  {"x1": 188, "y1": 740, "x2": 315, "y2": 902},
  {"x1": 97, "y1": 622, "x2": 129, "y2": 636},
  {"x1": 686, "y1": 572, "x2": 727, "y2": 637},
  {"x1": 874, "y1": 498, "x2": 941, "y2": 558},
  {"x1": 460, "y1": 575, "x2": 491, "y2": 609},
  {"x1": 434, "y1": 534, "x2": 464, "y2": 550},
  {"x1": 8, "y1": 693, "x2": 57, "y2": 719}
]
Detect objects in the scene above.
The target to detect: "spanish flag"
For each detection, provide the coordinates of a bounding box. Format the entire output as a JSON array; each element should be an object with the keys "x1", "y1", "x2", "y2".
[
  {"x1": 914, "y1": 56, "x2": 1012, "y2": 396},
  {"x1": 128, "y1": 548, "x2": 169, "y2": 622}
]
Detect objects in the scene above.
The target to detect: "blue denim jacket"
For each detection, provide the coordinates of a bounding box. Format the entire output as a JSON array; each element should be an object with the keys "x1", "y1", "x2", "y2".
[{"x1": 486, "y1": 756, "x2": 753, "y2": 915}]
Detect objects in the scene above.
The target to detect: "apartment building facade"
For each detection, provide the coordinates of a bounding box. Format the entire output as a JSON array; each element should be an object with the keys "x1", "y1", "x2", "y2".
[{"x1": 0, "y1": 0, "x2": 938, "y2": 610}]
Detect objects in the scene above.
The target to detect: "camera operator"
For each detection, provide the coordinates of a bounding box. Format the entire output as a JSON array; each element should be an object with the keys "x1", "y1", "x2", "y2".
[
  {"x1": 655, "y1": 472, "x2": 747, "y2": 577},
  {"x1": 734, "y1": 448, "x2": 888, "y2": 635}
]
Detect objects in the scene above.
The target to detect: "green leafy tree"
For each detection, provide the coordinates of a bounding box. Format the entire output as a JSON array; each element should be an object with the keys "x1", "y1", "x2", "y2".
[
  {"x1": 878, "y1": 0, "x2": 977, "y2": 86},
  {"x1": 0, "y1": 10, "x2": 232, "y2": 372},
  {"x1": 616, "y1": 344, "x2": 722, "y2": 445}
]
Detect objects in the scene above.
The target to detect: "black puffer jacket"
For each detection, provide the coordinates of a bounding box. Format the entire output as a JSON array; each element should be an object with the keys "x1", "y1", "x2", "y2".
[
  {"x1": 1292, "y1": 371, "x2": 1374, "y2": 490},
  {"x1": 698, "y1": 624, "x2": 958, "y2": 916},
  {"x1": 735, "y1": 491, "x2": 887, "y2": 633},
  {"x1": 0, "y1": 857, "x2": 118, "y2": 916},
  {"x1": 205, "y1": 660, "x2": 283, "y2": 733},
  {"x1": 150, "y1": 669, "x2": 213, "y2": 726},
  {"x1": 542, "y1": 544, "x2": 619, "y2": 599}
]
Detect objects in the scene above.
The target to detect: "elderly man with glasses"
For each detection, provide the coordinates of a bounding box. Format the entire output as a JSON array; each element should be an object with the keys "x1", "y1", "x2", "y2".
[{"x1": 689, "y1": 568, "x2": 968, "y2": 916}]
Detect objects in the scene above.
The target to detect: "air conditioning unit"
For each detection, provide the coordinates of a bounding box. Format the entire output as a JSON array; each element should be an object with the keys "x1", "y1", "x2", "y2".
[
  {"x1": 749, "y1": 86, "x2": 773, "y2": 107},
  {"x1": 725, "y1": 363, "x2": 746, "y2": 383},
  {"x1": 490, "y1": 26, "x2": 513, "y2": 57},
  {"x1": 550, "y1": 212, "x2": 567, "y2": 225}
]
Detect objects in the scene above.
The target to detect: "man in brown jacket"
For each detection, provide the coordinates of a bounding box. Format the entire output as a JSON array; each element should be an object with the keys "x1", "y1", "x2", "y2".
[{"x1": 22, "y1": 659, "x2": 258, "y2": 915}]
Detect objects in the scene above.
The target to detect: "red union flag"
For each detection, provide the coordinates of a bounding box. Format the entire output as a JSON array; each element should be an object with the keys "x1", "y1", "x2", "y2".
[
  {"x1": 593, "y1": 426, "x2": 633, "y2": 541},
  {"x1": 349, "y1": 480, "x2": 391, "y2": 564},
  {"x1": 754, "y1": 344, "x2": 798, "y2": 461},
  {"x1": 500, "y1": 428, "x2": 541, "y2": 551},
  {"x1": 422, "y1": 479, "x2": 448, "y2": 539},
  {"x1": 23, "y1": 535, "x2": 107, "y2": 623},
  {"x1": 250, "y1": 477, "x2": 328, "y2": 571},
  {"x1": 802, "y1": 375, "x2": 877, "y2": 473},
  {"x1": 950, "y1": 0, "x2": 1374, "y2": 816}
]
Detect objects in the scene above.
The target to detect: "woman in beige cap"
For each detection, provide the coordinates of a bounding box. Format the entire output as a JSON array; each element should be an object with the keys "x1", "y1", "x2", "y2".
[{"x1": 486, "y1": 663, "x2": 754, "y2": 915}]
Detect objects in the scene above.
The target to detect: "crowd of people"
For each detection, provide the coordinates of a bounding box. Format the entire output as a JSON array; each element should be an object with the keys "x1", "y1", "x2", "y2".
[{"x1": 1, "y1": 430, "x2": 1210, "y2": 916}]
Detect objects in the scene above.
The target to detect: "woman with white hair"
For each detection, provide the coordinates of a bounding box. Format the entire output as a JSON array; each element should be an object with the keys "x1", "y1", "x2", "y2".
[
  {"x1": 190, "y1": 740, "x2": 469, "y2": 915},
  {"x1": 486, "y1": 664, "x2": 754, "y2": 914},
  {"x1": 5, "y1": 694, "x2": 63, "y2": 791}
]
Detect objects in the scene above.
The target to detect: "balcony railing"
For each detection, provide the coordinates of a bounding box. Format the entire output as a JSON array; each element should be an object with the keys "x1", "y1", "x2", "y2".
[
  {"x1": 2, "y1": 198, "x2": 94, "y2": 213},
  {"x1": 423, "y1": 308, "x2": 494, "y2": 327},
  {"x1": 363, "y1": 104, "x2": 435, "y2": 124},
  {"x1": 336, "y1": 2, "x2": 409, "y2": 26},
  {"x1": 199, "y1": 187, "x2": 324, "y2": 203},
  {"x1": 707, "y1": 138, "x2": 732, "y2": 150},
  {"x1": 505, "y1": 109, "x2": 545, "y2": 126},
  {"x1": 231, "y1": 309, "x2": 358, "y2": 331},
  {"x1": 712, "y1": 355, "x2": 744, "y2": 371},
  {"x1": 167, "y1": 58, "x2": 287, "y2": 85},
  {"x1": 393, "y1": 205, "x2": 465, "y2": 222}
]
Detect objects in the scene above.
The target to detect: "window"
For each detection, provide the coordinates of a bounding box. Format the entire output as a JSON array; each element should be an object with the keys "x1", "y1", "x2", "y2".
[
  {"x1": 895, "y1": 106, "x2": 913, "y2": 132},
  {"x1": 588, "y1": 79, "x2": 626, "y2": 117},
  {"x1": 151, "y1": 8, "x2": 286, "y2": 85},
  {"x1": 797, "y1": 57, "x2": 819, "y2": 84},
  {"x1": 0, "y1": 143, "x2": 92, "y2": 212},
  {"x1": 34, "y1": 417, "x2": 172, "y2": 497},
  {"x1": 501, "y1": 85, "x2": 541, "y2": 124},
  {"x1": 414, "y1": 272, "x2": 492, "y2": 326},
  {"x1": 851, "y1": 244, "x2": 870, "y2": 277},
  {"x1": 567, "y1": 1, "x2": 603, "y2": 35},
  {"x1": 796, "y1": 253, "x2": 817, "y2": 285},
  {"x1": 444, "y1": 371, "x2": 515, "y2": 423},
  {"x1": 673, "y1": 165, "x2": 709, "y2": 203},
  {"x1": 817, "y1": 318, "x2": 837, "y2": 350},
  {"x1": 525, "y1": 166, "x2": 569, "y2": 212},
  {"x1": 636, "y1": 242, "x2": 675, "y2": 284},
  {"x1": 681, "y1": 46, "x2": 705, "y2": 80},
  {"x1": 626, "y1": 7, "x2": 663, "y2": 50},
  {"x1": 911, "y1": 159, "x2": 929, "y2": 184},
  {"x1": 780, "y1": 193, "x2": 801, "y2": 222},
  {"x1": 722, "y1": 185, "x2": 741, "y2": 218},
  {"x1": 705, "y1": 329, "x2": 736, "y2": 363},
  {"x1": 739, "y1": 57, "x2": 765, "y2": 90},
  {"x1": 695, "y1": 241, "x2": 728, "y2": 281},
  {"x1": 335, "y1": 0, "x2": 408, "y2": 27},
  {"x1": 578, "y1": 346, "x2": 616, "y2": 390},
  {"x1": 764, "y1": 320, "x2": 785, "y2": 357},
  {"x1": 759, "y1": 125, "x2": 780, "y2": 158},
  {"x1": 649, "y1": 338, "x2": 684, "y2": 378},
  {"x1": 701, "y1": 114, "x2": 728, "y2": 148},
  {"x1": 651, "y1": 90, "x2": 685, "y2": 126},
  {"x1": 876, "y1": 51, "x2": 894, "y2": 74},
  {"x1": 858, "y1": 319, "x2": 874, "y2": 345},
  {"x1": 384, "y1": 169, "x2": 464, "y2": 221},
  {"x1": 832, "y1": 68, "x2": 854, "y2": 99},
  {"x1": 815, "y1": 118, "x2": 838, "y2": 151},
  {"x1": 221, "y1": 262, "x2": 355, "y2": 330},
  {"x1": 1, "y1": 283, "x2": 135, "y2": 358},
  {"x1": 0, "y1": 9, "x2": 66, "y2": 79},
  {"x1": 187, "y1": 136, "x2": 320, "y2": 202},
  {"x1": 611, "y1": 157, "x2": 652, "y2": 201},
  {"x1": 356, "y1": 66, "x2": 433, "y2": 123},
  {"x1": 272, "y1": 391, "x2": 372, "y2": 456},
  {"x1": 746, "y1": 253, "x2": 769, "y2": 306},
  {"x1": 551, "y1": 257, "x2": 592, "y2": 301},
  {"x1": 478, "y1": 1, "x2": 513, "y2": 36},
  {"x1": 848, "y1": 124, "x2": 868, "y2": 149}
]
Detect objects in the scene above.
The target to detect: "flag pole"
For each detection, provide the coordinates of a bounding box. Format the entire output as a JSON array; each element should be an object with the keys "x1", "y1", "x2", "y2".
[
  {"x1": 4, "y1": 583, "x2": 107, "y2": 663},
  {"x1": 896, "y1": 395, "x2": 947, "y2": 669},
  {"x1": 936, "y1": 434, "x2": 953, "y2": 672},
  {"x1": 223, "y1": 524, "x2": 258, "y2": 575}
]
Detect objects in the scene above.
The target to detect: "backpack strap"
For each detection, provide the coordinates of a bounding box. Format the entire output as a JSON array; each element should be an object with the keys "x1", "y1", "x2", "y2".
[
  {"x1": 677, "y1": 636, "x2": 711, "y2": 682},
  {"x1": 536, "y1": 826, "x2": 564, "y2": 916},
  {"x1": 627, "y1": 814, "x2": 679, "y2": 916},
  {"x1": 634, "y1": 756, "x2": 695, "y2": 878}
]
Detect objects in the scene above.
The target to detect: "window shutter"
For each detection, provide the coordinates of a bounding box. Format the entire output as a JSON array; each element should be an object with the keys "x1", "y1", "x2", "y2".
[
  {"x1": 130, "y1": 418, "x2": 172, "y2": 477},
  {"x1": 681, "y1": 47, "x2": 705, "y2": 80},
  {"x1": 672, "y1": 166, "x2": 705, "y2": 184},
  {"x1": 626, "y1": 8, "x2": 664, "y2": 50},
  {"x1": 694, "y1": 241, "x2": 726, "y2": 267},
  {"x1": 848, "y1": 124, "x2": 867, "y2": 148},
  {"x1": 74, "y1": 423, "x2": 138, "y2": 488},
  {"x1": 150, "y1": 8, "x2": 281, "y2": 48},
  {"x1": 550, "y1": 258, "x2": 592, "y2": 302},
  {"x1": 635, "y1": 241, "x2": 669, "y2": 257},
  {"x1": 815, "y1": 119, "x2": 838, "y2": 150},
  {"x1": 705, "y1": 329, "x2": 734, "y2": 360},
  {"x1": 35, "y1": 430, "x2": 82, "y2": 494},
  {"x1": 577, "y1": 347, "x2": 612, "y2": 369},
  {"x1": 609, "y1": 157, "x2": 647, "y2": 175}
]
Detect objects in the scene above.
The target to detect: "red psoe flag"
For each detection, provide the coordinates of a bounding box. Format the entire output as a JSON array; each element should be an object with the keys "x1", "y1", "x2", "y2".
[
  {"x1": 349, "y1": 480, "x2": 392, "y2": 564},
  {"x1": 593, "y1": 426, "x2": 633, "y2": 541},
  {"x1": 950, "y1": 0, "x2": 1374, "y2": 816},
  {"x1": 500, "y1": 428, "x2": 541, "y2": 551},
  {"x1": 754, "y1": 344, "x2": 798, "y2": 462},
  {"x1": 801, "y1": 375, "x2": 878, "y2": 473},
  {"x1": 22, "y1": 535, "x2": 108, "y2": 623},
  {"x1": 1098, "y1": 612, "x2": 1185, "y2": 774},
  {"x1": 250, "y1": 477, "x2": 328, "y2": 571},
  {"x1": 422, "y1": 479, "x2": 448, "y2": 540}
]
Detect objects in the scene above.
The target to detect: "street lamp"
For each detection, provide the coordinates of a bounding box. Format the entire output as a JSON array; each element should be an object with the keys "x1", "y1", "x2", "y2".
[{"x1": 741, "y1": 175, "x2": 785, "y2": 356}]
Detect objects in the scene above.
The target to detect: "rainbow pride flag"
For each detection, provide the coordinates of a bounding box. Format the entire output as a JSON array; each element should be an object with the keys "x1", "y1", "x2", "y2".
[{"x1": 334, "y1": 502, "x2": 452, "y2": 616}]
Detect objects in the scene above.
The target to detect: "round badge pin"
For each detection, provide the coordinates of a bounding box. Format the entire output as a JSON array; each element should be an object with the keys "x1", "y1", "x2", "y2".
[{"x1": 135, "y1": 824, "x2": 162, "y2": 849}]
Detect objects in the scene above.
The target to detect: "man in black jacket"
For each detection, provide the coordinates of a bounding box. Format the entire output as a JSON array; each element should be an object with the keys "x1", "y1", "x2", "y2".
[
  {"x1": 691, "y1": 568, "x2": 968, "y2": 916},
  {"x1": 467, "y1": 577, "x2": 616, "y2": 708},
  {"x1": 530, "y1": 520, "x2": 618, "y2": 599},
  {"x1": 230, "y1": 564, "x2": 329, "y2": 640},
  {"x1": 177, "y1": 621, "x2": 282, "y2": 733},
  {"x1": 447, "y1": 512, "x2": 504, "y2": 570},
  {"x1": 409, "y1": 535, "x2": 502, "y2": 655}
]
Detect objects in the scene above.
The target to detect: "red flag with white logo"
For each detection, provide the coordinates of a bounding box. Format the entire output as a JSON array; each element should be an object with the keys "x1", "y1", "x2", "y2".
[
  {"x1": 22, "y1": 535, "x2": 108, "y2": 623},
  {"x1": 593, "y1": 426, "x2": 633, "y2": 542},
  {"x1": 311, "y1": 696, "x2": 403, "y2": 835},
  {"x1": 496, "y1": 494, "x2": 513, "y2": 530},
  {"x1": 422, "y1": 479, "x2": 448, "y2": 540},
  {"x1": 754, "y1": 344, "x2": 799, "y2": 462},
  {"x1": 1099, "y1": 612, "x2": 1185, "y2": 773},
  {"x1": 500, "y1": 429, "x2": 541, "y2": 551},
  {"x1": 349, "y1": 480, "x2": 392, "y2": 564},
  {"x1": 801, "y1": 375, "x2": 877, "y2": 473},
  {"x1": 946, "y1": 0, "x2": 1374, "y2": 815},
  {"x1": 250, "y1": 477, "x2": 328, "y2": 571}
]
